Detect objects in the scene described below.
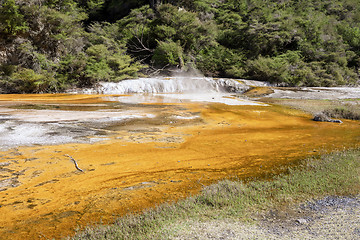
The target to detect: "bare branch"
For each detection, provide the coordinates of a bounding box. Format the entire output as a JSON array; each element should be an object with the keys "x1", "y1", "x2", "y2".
[
  {"x1": 127, "y1": 26, "x2": 154, "y2": 54},
  {"x1": 148, "y1": 63, "x2": 170, "y2": 76},
  {"x1": 65, "y1": 154, "x2": 84, "y2": 172}
]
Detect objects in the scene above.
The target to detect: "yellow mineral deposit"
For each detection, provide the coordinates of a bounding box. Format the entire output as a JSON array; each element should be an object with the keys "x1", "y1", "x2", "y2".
[{"x1": 0, "y1": 94, "x2": 359, "y2": 239}]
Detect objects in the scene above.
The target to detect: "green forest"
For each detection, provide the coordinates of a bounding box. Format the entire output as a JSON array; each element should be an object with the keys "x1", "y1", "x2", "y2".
[{"x1": 0, "y1": 0, "x2": 359, "y2": 93}]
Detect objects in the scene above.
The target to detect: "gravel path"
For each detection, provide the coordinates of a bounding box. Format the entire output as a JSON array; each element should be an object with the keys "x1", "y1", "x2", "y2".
[{"x1": 170, "y1": 196, "x2": 360, "y2": 240}]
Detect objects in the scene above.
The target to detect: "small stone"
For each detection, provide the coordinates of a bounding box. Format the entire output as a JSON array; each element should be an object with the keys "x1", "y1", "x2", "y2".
[
  {"x1": 296, "y1": 218, "x2": 307, "y2": 224},
  {"x1": 331, "y1": 119, "x2": 343, "y2": 123}
]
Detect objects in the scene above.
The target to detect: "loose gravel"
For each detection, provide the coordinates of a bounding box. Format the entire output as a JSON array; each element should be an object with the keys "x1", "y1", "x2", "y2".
[{"x1": 169, "y1": 195, "x2": 360, "y2": 240}]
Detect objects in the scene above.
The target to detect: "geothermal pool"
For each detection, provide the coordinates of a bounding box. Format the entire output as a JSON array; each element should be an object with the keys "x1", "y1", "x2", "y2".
[{"x1": 0, "y1": 78, "x2": 359, "y2": 239}]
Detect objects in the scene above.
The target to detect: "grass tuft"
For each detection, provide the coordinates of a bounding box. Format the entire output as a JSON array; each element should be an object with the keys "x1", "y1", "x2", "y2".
[{"x1": 323, "y1": 107, "x2": 360, "y2": 120}]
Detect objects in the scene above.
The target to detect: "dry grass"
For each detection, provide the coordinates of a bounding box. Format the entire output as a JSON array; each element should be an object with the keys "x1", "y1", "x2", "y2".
[{"x1": 323, "y1": 107, "x2": 360, "y2": 120}]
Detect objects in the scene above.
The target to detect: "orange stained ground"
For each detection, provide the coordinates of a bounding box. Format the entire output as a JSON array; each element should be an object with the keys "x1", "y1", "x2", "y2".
[{"x1": 0, "y1": 94, "x2": 359, "y2": 239}]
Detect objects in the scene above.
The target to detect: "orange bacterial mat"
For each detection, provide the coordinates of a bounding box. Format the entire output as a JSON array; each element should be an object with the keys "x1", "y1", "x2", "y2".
[{"x1": 0, "y1": 94, "x2": 359, "y2": 239}]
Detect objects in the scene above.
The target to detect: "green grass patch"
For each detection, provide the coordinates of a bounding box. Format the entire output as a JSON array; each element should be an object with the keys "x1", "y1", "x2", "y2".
[{"x1": 69, "y1": 149, "x2": 360, "y2": 240}]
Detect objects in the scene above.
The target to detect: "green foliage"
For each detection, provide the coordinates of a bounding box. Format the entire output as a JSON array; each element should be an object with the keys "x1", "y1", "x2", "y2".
[
  {"x1": 338, "y1": 23, "x2": 360, "y2": 51},
  {"x1": 1, "y1": 68, "x2": 59, "y2": 93},
  {"x1": 84, "y1": 23, "x2": 143, "y2": 83},
  {"x1": 152, "y1": 40, "x2": 184, "y2": 67},
  {"x1": 0, "y1": 0, "x2": 28, "y2": 35},
  {"x1": 245, "y1": 50, "x2": 358, "y2": 87},
  {"x1": 0, "y1": 64, "x2": 16, "y2": 76},
  {"x1": 79, "y1": 0, "x2": 105, "y2": 12},
  {"x1": 56, "y1": 22, "x2": 144, "y2": 87},
  {"x1": 246, "y1": 51, "x2": 302, "y2": 85},
  {"x1": 84, "y1": 43, "x2": 142, "y2": 83},
  {"x1": 247, "y1": 55, "x2": 289, "y2": 84},
  {"x1": 118, "y1": 4, "x2": 217, "y2": 71},
  {"x1": 1, "y1": 0, "x2": 360, "y2": 92},
  {"x1": 85, "y1": 45, "x2": 113, "y2": 82},
  {"x1": 196, "y1": 46, "x2": 245, "y2": 77},
  {"x1": 155, "y1": 4, "x2": 217, "y2": 52}
]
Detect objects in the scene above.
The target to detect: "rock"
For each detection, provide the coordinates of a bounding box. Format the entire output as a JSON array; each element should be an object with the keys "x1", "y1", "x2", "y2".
[
  {"x1": 313, "y1": 113, "x2": 342, "y2": 123},
  {"x1": 330, "y1": 119, "x2": 343, "y2": 123}
]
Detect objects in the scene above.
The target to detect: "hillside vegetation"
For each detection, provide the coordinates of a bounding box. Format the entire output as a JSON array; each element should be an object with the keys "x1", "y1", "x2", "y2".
[{"x1": 0, "y1": 0, "x2": 359, "y2": 93}]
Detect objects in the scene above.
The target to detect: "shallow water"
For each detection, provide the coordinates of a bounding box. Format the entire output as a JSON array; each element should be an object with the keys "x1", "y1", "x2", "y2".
[{"x1": 0, "y1": 92, "x2": 359, "y2": 239}]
